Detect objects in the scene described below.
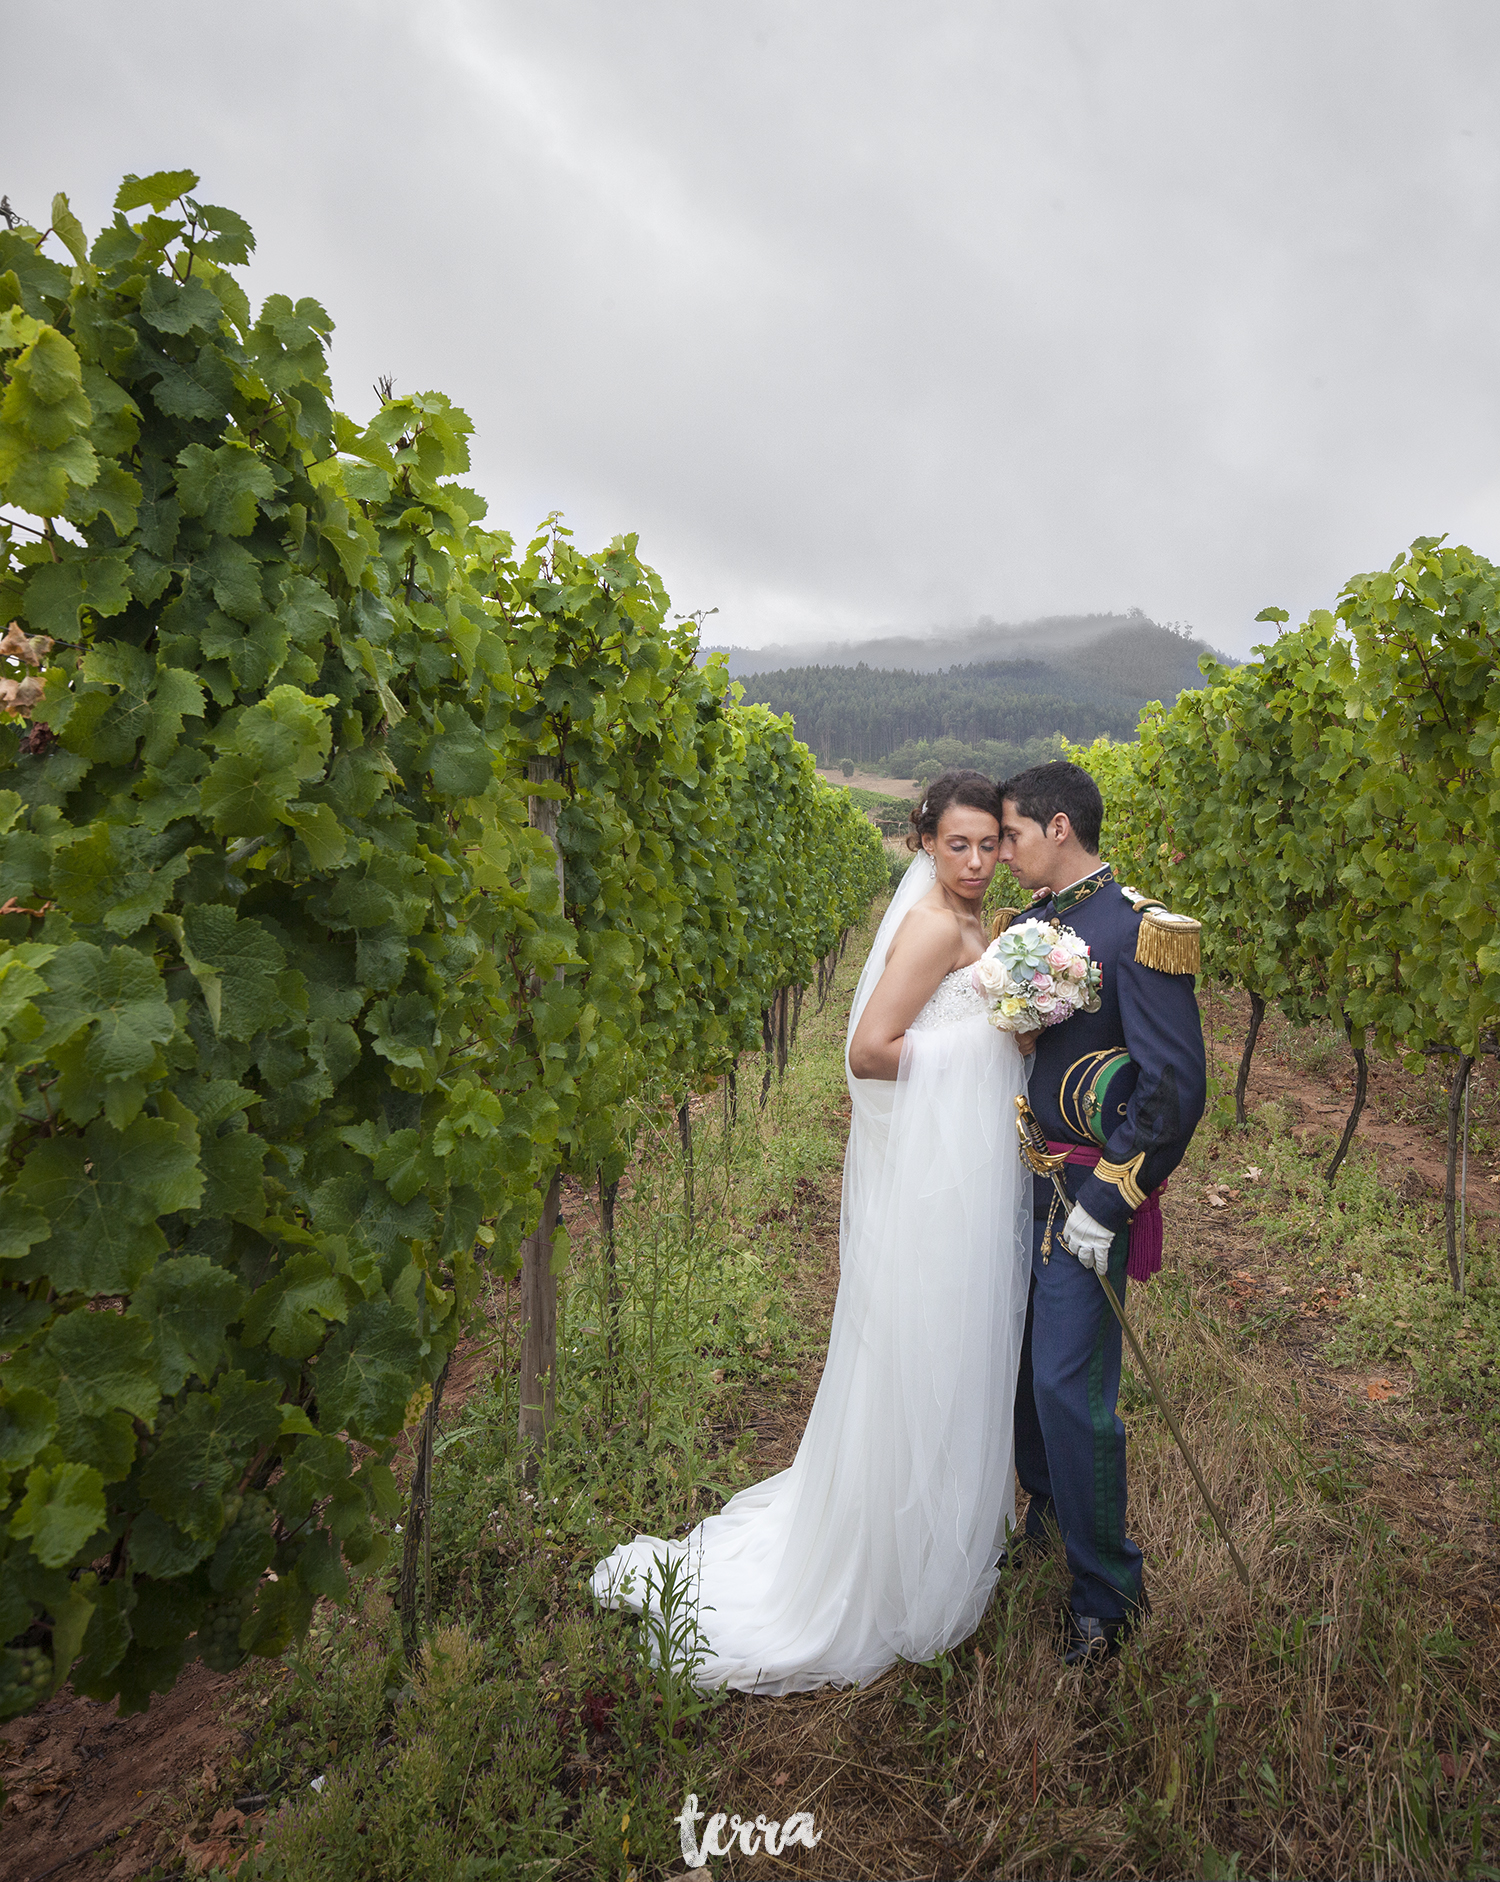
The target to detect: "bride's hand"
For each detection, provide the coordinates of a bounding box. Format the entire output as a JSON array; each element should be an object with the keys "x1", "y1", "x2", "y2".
[{"x1": 1015, "y1": 1029, "x2": 1040, "y2": 1057}]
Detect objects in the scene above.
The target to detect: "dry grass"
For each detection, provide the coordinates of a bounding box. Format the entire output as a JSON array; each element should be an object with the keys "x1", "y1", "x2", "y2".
[
  {"x1": 673, "y1": 1031, "x2": 1500, "y2": 1882},
  {"x1": 689, "y1": 1268, "x2": 1499, "y2": 1879}
]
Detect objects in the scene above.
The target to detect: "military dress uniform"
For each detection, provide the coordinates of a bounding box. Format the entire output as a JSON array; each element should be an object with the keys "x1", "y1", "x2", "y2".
[{"x1": 1006, "y1": 864, "x2": 1206, "y2": 1637}]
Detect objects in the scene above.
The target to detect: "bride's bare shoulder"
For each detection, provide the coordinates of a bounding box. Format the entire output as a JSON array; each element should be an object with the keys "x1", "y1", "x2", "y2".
[{"x1": 887, "y1": 896, "x2": 963, "y2": 969}]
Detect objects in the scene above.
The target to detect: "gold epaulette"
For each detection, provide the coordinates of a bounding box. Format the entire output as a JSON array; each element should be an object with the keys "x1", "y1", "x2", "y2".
[
  {"x1": 988, "y1": 907, "x2": 1022, "y2": 939},
  {"x1": 1118, "y1": 884, "x2": 1201, "y2": 974},
  {"x1": 1137, "y1": 909, "x2": 1201, "y2": 974}
]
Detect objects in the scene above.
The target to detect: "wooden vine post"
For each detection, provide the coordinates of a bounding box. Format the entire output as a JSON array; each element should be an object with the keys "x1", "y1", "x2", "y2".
[
  {"x1": 398, "y1": 1356, "x2": 451, "y2": 1654},
  {"x1": 519, "y1": 757, "x2": 565, "y2": 1464}
]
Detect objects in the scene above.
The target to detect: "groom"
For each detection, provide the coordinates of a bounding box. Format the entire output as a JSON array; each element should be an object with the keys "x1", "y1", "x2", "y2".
[{"x1": 997, "y1": 761, "x2": 1206, "y2": 1665}]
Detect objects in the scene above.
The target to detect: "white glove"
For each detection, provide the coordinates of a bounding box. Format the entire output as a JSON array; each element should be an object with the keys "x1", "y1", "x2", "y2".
[{"x1": 1062, "y1": 1202, "x2": 1113, "y2": 1276}]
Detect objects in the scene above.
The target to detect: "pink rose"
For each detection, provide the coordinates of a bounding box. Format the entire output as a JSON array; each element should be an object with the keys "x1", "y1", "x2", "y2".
[
  {"x1": 1034, "y1": 993, "x2": 1057, "y2": 1013},
  {"x1": 1032, "y1": 972, "x2": 1054, "y2": 993},
  {"x1": 1046, "y1": 946, "x2": 1070, "y2": 970},
  {"x1": 1067, "y1": 959, "x2": 1087, "y2": 980}
]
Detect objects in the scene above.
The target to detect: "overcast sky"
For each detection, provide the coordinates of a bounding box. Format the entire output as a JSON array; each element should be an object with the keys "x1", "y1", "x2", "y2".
[{"x1": 8, "y1": 2, "x2": 1499, "y2": 657}]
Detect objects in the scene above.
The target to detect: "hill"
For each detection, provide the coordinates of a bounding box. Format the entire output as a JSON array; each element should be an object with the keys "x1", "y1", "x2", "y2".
[
  {"x1": 705, "y1": 609, "x2": 1222, "y2": 682},
  {"x1": 704, "y1": 614, "x2": 1228, "y2": 770}
]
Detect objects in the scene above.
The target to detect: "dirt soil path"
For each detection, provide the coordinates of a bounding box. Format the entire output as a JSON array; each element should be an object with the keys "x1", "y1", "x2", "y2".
[
  {"x1": 1, "y1": 1664, "x2": 250, "y2": 1882},
  {"x1": 1209, "y1": 984, "x2": 1500, "y2": 1224}
]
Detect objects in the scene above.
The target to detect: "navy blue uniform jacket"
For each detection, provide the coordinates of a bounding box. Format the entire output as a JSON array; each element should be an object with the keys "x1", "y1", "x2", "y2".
[{"x1": 1019, "y1": 867, "x2": 1207, "y2": 1236}]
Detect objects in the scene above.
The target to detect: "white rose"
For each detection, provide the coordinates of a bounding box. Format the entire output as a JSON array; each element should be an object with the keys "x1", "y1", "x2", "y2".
[{"x1": 971, "y1": 948, "x2": 1009, "y2": 998}]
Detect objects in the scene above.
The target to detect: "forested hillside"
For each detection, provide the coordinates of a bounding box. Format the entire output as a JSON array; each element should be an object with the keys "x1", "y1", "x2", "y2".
[
  {"x1": 709, "y1": 608, "x2": 1205, "y2": 677},
  {"x1": 739, "y1": 662, "x2": 1136, "y2": 769},
  {"x1": 729, "y1": 618, "x2": 1223, "y2": 767}
]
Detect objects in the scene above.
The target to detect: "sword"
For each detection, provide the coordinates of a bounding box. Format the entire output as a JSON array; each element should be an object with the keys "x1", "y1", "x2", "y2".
[{"x1": 1014, "y1": 1095, "x2": 1251, "y2": 1593}]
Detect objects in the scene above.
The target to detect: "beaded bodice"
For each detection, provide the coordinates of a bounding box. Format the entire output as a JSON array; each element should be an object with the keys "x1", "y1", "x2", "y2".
[{"x1": 908, "y1": 965, "x2": 989, "y2": 1032}]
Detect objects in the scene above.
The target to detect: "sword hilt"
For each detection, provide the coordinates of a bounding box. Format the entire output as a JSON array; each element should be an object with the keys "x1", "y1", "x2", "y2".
[{"x1": 1015, "y1": 1096, "x2": 1070, "y2": 1202}]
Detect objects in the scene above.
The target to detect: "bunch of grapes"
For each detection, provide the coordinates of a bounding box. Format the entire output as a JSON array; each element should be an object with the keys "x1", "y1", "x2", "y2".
[
  {"x1": 197, "y1": 1592, "x2": 255, "y2": 1674},
  {"x1": 0, "y1": 1644, "x2": 52, "y2": 1720},
  {"x1": 210, "y1": 1492, "x2": 275, "y2": 1594}
]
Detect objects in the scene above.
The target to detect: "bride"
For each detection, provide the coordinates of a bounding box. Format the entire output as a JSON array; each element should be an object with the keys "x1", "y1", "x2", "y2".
[{"x1": 591, "y1": 770, "x2": 1032, "y2": 1693}]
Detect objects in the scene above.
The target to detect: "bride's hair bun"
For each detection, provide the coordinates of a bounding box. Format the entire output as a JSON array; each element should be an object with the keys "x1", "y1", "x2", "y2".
[{"x1": 906, "y1": 769, "x2": 1003, "y2": 852}]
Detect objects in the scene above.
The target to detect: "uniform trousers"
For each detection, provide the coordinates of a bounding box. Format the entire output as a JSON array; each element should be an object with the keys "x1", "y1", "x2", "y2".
[{"x1": 1014, "y1": 1168, "x2": 1145, "y2": 1622}]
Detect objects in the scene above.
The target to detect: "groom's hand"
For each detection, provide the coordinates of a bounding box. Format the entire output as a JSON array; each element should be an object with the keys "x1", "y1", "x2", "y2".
[
  {"x1": 1015, "y1": 1028, "x2": 1040, "y2": 1057},
  {"x1": 1062, "y1": 1203, "x2": 1113, "y2": 1276}
]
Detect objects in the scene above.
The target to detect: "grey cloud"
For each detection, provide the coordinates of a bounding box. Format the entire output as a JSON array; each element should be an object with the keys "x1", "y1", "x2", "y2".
[{"x1": 7, "y1": 0, "x2": 1499, "y2": 658}]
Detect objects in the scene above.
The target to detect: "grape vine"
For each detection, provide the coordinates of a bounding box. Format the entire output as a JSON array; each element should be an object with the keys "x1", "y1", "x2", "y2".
[
  {"x1": 1069, "y1": 538, "x2": 1500, "y2": 1278},
  {"x1": 0, "y1": 173, "x2": 884, "y2": 1721}
]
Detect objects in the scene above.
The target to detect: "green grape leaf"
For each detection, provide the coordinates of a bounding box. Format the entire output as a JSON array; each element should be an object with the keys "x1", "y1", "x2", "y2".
[
  {"x1": 427, "y1": 718, "x2": 492, "y2": 796},
  {"x1": 241, "y1": 1250, "x2": 349, "y2": 1361},
  {"x1": 200, "y1": 686, "x2": 333, "y2": 837},
  {"x1": 315, "y1": 1296, "x2": 424, "y2": 1441},
  {"x1": 270, "y1": 1431, "x2": 349, "y2": 1526},
  {"x1": 0, "y1": 1198, "x2": 49, "y2": 1262},
  {"x1": 46, "y1": 1575, "x2": 99, "y2": 1698},
  {"x1": 175, "y1": 440, "x2": 277, "y2": 535},
  {"x1": 296, "y1": 1528, "x2": 351, "y2": 1602},
  {"x1": 116, "y1": 170, "x2": 200, "y2": 214},
  {"x1": 139, "y1": 274, "x2": 224, "y2": 338},
  {"x1": 181, "y1": 905, "x2": 288, "y2": 1040},
  {"x1": 2, "y1": 432, "x2": 98, "y2": 517},
  {"x1": 46, "y1": 1308, "x2": 159, "y2": 1421},
  {"x1": 1, "y1": 325, "x2": 89, "y2": 442},
  {"x1": 127, "y1": 1509, "x2": 213, "y2": 1578},
  {"x1": 129, "y1": 1255, "x2": 247, "y2": 1396},
  {"x1": 70, "y1": 1574, "x2": 135, "y2": 1695},
  {"x1": 194, "y1": 203, "x2": 255, "y2": 266},
  {"x1": 197, "y1": 1125, "x2": 268, "y2": 1223},
  {"x1": 139, "y1": 1373, "x2": 283, "y2": 1539},
  {"x1": 286, "y1": 800, "x2": 349, "y2": 869},
  {"x1": 35, "y1": 940, "x2": 177, "y2": 1083},
  {"x1": 22, "y1": 549, "x2": 132, "y2": 638},
  {"x1": 0, "y1": 1387, "x2": 57, "y2": 1471},
  {"x1": 13, "y1": 1114, "x2": 203, "y2": 1294},
  {"x1": 49, "y1": 194, "x2": 91, "y2": 270},
  {"x1": 53, "y1": 1404, "x2": 136, "y2": 1483},
  {"x1": 10, "y1": 1461, "x2": 107, "y2": 1567}
]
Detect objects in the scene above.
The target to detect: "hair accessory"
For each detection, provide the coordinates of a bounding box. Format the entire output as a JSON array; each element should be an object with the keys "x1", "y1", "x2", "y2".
[{"x1": 920, "y1": 798, "x2": 928, "y2": 817}]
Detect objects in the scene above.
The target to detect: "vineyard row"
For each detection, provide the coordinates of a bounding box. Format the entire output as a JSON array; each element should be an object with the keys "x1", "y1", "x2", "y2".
[
  {"x1": 1066, "y1": 543, "x2": 1500, "y2": 1286},
  {"x1": 0, "y1": 174, "x2": 886, "y2": 1722}
]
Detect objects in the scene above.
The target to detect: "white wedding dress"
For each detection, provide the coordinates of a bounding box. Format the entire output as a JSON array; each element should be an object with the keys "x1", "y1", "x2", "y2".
[{"x1": 591, "y1": 853, "x2": 1032, "y2": 1693}]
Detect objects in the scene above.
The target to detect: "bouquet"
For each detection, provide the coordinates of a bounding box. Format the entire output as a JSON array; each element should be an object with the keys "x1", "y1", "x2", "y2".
[{"x1": 970, "y1": 918, "x2": 1102, "y2": 1033}]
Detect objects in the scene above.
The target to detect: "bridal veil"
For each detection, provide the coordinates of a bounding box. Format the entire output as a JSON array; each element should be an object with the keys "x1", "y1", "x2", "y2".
[{"x1": 592, "y1": 851, "x2": 1031, "y2": 1692}]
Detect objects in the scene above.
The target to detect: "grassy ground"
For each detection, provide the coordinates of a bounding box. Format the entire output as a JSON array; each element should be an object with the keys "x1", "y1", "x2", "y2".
[{"x1": 183, "y1": 903, "x2": 1500, "y2": 1881}]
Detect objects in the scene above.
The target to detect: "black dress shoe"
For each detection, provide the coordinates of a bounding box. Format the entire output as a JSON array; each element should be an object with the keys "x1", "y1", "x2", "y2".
[
  {"x1": 1059, "y1": 1590, "x2": 1150, "y2": 1666},
  {"x1": 1060, "y1": 1614, "x2": 1113, "y2": 1665}
]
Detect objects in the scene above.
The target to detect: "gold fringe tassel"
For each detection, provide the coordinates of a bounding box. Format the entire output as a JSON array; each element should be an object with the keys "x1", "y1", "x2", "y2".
[
  {"x1": 988, "y1": 907, "x2": 1022, "y2": 939},
  {"x1": 1135, "y1": 910, "x2": 1201, "y2": 976}
]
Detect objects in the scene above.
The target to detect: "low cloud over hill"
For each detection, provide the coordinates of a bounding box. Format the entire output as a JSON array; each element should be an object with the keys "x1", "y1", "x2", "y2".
[{"x1": 702, "y1": 612, "x2": 1231, "y2": 771}]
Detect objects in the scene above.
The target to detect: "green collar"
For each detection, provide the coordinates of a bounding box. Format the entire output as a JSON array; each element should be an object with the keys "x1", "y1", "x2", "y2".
[{"x1": 1050, "y1": 864, "x2": 1114, "y2": 917}]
